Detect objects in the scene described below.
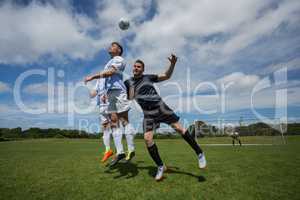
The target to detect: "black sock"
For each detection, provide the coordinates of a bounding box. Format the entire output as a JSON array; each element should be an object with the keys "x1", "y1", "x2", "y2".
[
  {"x1": 147, "y1": 143, "x2": 163, "y2": 166},
  {"x1": 182, "y1": 130, "x2": 203, "y2": 155}
]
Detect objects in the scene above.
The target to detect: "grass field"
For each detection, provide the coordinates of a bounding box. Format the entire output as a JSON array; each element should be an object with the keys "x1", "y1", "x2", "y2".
[{"x1": 0, "y1": 136, "x2": 300, "y2": 200}]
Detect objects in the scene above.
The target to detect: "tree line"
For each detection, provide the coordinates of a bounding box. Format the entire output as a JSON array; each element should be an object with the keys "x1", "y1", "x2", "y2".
[
  {"x1": 0, "y1": 127, "x2": 99, "y2": 141},
  {"x1": 0, "y1": 122, "x2": 300, "y2": 141}
]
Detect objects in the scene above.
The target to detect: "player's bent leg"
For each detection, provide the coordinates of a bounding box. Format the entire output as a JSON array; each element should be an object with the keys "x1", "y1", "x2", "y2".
[
  {"x1": 101, "y1": 122, "x2": 114, "y2": 163},
  {"x1": 102, "y1": 122, "x2": 111, "y2": 152},
  {"x1": 109, "y1": 113, "x2": 125, "y2": 167},
  {"x1": 170, "y1": 121, "x2": 186, "y2": 135},
  {"x1": 111, "y1": 113, "x2": 122, "y2": 151},
  {"x1": 110, "y1": 112, "x2": 119, "y2": 128},
  {"x1": 171, "y1": 121, "x2": 207, "y2": 169},
  {"x1": 144, "y1": 131, "x2": 154, "y2": 147},
  {"x1": 125, "y1": 129, "x2": 136, "y2": 162},
  {"x1": 171, "y1": 121, "x2": 202, "y2": 154},
  {"x1": 119, "y1": 111, "x2": 136, "y2": 161},
  {"x1": 238, "y1": 138, "x2": 242, "y2": 146},
  {"x1": 144, "y1": 131, "x2": 166, "y2": 181}
]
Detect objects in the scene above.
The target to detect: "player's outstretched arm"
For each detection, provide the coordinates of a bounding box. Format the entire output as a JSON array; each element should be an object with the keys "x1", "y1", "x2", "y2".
[
  {"x1": 84, "y1": 67, "x2": 117, "y2": 84},
  {"x1": 157, "y1": 54, "x2": 178, "y2": 82}
]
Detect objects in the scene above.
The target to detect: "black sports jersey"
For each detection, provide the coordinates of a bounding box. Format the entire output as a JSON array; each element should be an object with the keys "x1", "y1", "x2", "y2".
[
  {"x1": 124, "y1": 74, "x2": 180, "y2": 132},
  {"x1": 124, "y1": 74, "x2": 163, "y2": 110}
]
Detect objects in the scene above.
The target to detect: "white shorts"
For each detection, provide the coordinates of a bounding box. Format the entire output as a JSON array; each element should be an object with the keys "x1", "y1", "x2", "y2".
[
  {"x1": 99, "y1": 113, "x2": 110, "y2": 124},
  {"x1": 99, "y1": 105, "x2": 110, "y2": 124},
  {"x1": 107, "y1": 89, "x2": 131, "y2": 113}
]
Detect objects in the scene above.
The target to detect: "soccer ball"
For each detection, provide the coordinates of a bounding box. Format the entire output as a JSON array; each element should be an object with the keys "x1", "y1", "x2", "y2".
[{"x1": 118, "y1": 18, "x2": 130, "y2": 30}]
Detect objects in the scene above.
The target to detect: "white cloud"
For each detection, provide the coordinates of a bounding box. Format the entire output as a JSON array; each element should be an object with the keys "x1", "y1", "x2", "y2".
[
  {"x1": 0, "y1": 104, "x2": 11, "y2": 113},
  {"x1": 156, "y1": 70, "x2": 300, "y2": 114},
  {"x1": 0, "y1": 1, "x2": 102, "y2": 64},
  {"x1": 1, "y1": 0, "x2": 300, "y2": 129},
  {"x1": 0, "y1": 103, "x2": 21, "y2": 115},
  {"x1": 21, "y1": 81, "x2": 98, "y2": 114},
  {"x1": 23, "y1": 83, "x2": 48, "y2": 95},
  {"x1": 0, "y1": 81, "x2": 10, "y2": 93},
  {"x1": 1, "y1": 0, "x2": 298, "y2": 67},
  {"x1": 118, "y1": 0, "x2": 300, "y2": 115},
  {"x1": 259, "y1": 57, "x2": 300, "y2": 75},
  {"x1": 162, "y1": 83, "x2": 300, "y2": 115},
  {"x1": 96, "y1": 0, "x2": 153, "y2": 25},
  {"x1": 220, "y1": 0, "x2": 300, "y2": 59},
  {"x1": 217, "y1": 72, "x2": 260, "y2": 93},
  {"x1": 124, "y1": 0, "x2": 300, "y2": 75}
]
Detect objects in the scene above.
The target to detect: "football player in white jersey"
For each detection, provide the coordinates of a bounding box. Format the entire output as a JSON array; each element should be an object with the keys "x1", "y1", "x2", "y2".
[
  {"x1": 85, "y1": 42, "x2": 136, "y2": 166},
  {"x1": 90, "y1": 78, "x2": 113, "y2": 162},
  {"x1": 229, "y1": 131, "x2": 242, "y2": 146}
]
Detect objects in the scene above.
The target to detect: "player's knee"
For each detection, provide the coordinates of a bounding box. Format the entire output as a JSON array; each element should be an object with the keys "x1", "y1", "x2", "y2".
[
  {"x1": 111, "y1": 115, "x2": 117, "y2": 122},
  {"x1": 144, "y1": 135, "x2": 153, "y2": 145},
  {"x1": 176, "y1": 127, "x2": 185, "y2": 135},
  {"x1": 171, "y1": 124, "x2": 184, "y2": 134},
  {"x1": 110, "y1": 114, "x2": 119, "y2": 126}
]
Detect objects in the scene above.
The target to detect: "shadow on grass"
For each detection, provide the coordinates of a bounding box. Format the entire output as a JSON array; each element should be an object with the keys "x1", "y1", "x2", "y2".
[
  {"x1": 105, "y1": 161, "x2": 140, "y2": 179},
  {"x1": 104, "y1": 161, "x2": 206, "y2": 182},
  {"x1": 165, "y1": 166, "x2": 206, "y2": 182}
]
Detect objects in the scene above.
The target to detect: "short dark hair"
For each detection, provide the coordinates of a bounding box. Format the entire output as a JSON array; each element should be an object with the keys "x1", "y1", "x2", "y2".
[
  {"x1": 135, "y1": 59, "x2": 145, "y2": 68},
  {"x1": 111, "y1": 42, "x2": 123, "y2": 56}
]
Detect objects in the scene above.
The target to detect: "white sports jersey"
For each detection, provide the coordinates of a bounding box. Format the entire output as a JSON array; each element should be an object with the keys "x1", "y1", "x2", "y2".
[
  {"x1": 94, "y1": 79, "x2": 108, "y2": 111},
  {"x1": 229, "y1": 131, "x2": 239, "y2": 136},
  {"x1": 104, "y1": 56, "x2": 126, "y2": 91}
]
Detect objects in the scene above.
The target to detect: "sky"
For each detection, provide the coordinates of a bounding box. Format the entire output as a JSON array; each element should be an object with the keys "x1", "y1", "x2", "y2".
[{"x1": 0, "y1": 0, "x2": 300, "y2": 132}]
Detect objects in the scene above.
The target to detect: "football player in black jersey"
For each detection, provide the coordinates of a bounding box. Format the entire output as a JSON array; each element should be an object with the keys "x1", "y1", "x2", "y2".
[{"x1": 124, "y1": 54, "x2": 207, "y2": 181}]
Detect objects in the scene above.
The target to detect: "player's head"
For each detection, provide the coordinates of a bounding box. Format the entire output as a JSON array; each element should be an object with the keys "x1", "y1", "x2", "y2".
[
  {"x1": 133, "y1": 59, "x2": 144, "y2": 77},
  {"x1": 109, "y1": 42, "x2": 123, "y2": 57}
]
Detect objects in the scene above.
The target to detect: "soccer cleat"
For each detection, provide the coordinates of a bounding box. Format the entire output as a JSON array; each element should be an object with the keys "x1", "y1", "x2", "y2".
[
  {"x1": 109, "y1": 153, "x2": 126, "y2": 167},
  {"x1": 101, "y1": 149, "x2": 114, "y2": 163},
  {"x1": 155, "y1": 165, "x2": 167, "y2": 181},
  {"x1": 198, "y1": 153, "x2": 207, "y2": 169},
  {"x1": 125, "y1": 151, "x2": 135, "y2": 162}
]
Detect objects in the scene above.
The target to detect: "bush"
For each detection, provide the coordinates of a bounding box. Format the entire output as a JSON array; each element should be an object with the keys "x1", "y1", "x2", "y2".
[
  {"x1": 0, "y1": 137, "x2": 11, "y2": 142},
  {"x1": 54, "y1": 134, "x2": 66, "y2": 138}
]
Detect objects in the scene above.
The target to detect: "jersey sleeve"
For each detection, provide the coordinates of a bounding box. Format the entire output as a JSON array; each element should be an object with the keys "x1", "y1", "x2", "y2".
[
  {"x1": 110, "y1": 56, "x2": 125, "y2": 72},
  {"x1": 147, "y1": 74, "x2": 159, "y2": 82},
  {"x1": 124, "y1": 79, "x2": 131, "y2": 97}
]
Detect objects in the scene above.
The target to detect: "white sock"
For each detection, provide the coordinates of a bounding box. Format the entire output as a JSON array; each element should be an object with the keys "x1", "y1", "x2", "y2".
[
  {"x1": 124, "y1": 123, "x2": 136, "y2": 152},
  {"x1": 125, "y1": 134, "x2": 135, "y2": 152},
  {"x1": 112, "y1": 127, "x2": 124, "y2": 155},
  {"x1": 125, "y1": 123, "x2": 136, "y2": 135},
  {"x1": 103, "y1": 128, "x2": 111, "y2": 152}
]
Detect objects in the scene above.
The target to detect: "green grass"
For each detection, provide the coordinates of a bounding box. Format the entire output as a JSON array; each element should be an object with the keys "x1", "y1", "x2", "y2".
[{"x1": 0, "y1": 136, "x2": 300, "y2": 200}]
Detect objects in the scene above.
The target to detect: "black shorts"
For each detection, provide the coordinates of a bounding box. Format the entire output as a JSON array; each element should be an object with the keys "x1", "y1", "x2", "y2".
[{"x1": 142, "y1": 102, "x2": 180, "y2": 132}]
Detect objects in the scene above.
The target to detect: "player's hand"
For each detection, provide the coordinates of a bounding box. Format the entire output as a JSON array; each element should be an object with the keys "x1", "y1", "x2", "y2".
[
  {"x1": 84, "y1": 76, "x2": 93, "y2": 84},
  {"x1": 168, "y1": 54, "x2": 178, "y2": 65}
]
